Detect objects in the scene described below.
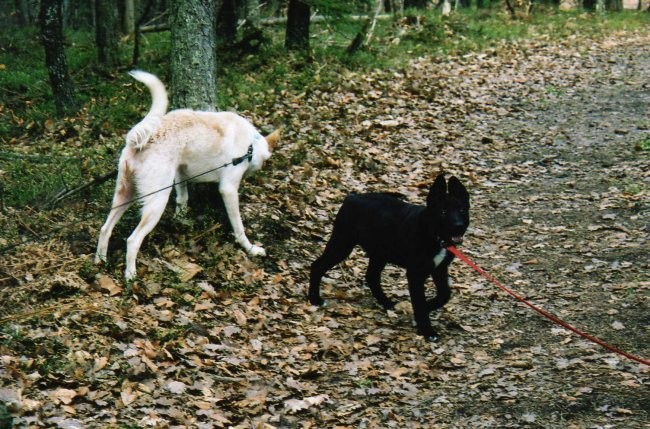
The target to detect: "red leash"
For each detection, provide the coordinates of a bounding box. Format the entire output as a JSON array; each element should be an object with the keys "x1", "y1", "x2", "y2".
[{"x1": 447, "y1": 245, "x2": 650, "y2": 367}]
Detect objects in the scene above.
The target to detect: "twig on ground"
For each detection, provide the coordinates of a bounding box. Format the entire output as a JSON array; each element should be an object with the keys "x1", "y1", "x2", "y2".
[{"x1": 45, "y1": 169, "x2": 117, "y2": 208}]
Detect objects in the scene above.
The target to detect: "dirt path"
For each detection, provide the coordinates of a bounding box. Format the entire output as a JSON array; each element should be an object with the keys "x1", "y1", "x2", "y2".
[
  {"x1": 430, "y1": 34, "x2": 650, "y2": 428},
  {"x1": 1, "y1": 31, "x2": 649, "y2": 428},
  {"x1": 274, "y1": 31, "x2": 650, "y2": 428}
]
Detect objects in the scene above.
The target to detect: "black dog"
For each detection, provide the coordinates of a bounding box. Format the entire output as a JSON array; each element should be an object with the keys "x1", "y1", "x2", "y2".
[{"x1": 309, "y1": 174, "x2": 470, "y2": 341}]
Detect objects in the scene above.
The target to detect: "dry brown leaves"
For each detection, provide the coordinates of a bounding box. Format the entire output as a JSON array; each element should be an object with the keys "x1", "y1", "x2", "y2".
[{"x1": 1, "y1": 30, "x2": 649, "y2": 428}]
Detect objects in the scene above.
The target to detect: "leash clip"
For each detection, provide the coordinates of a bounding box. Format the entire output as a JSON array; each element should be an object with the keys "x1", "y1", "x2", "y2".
[{"x1": 232, "y1": 144, "x2": 254, "y2": 166}]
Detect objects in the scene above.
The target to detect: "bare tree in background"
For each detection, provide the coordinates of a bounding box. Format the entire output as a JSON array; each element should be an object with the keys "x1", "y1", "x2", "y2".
[
  {"x1": 15, "y1": 0, "x2": 33, "y2": 25},
  {"x1": 132, "y1": 0, "x2": 155, "y2": 66},
  {"x1": 217, "y1": 0, "x2": 237, "y2": 46},
  {"x1": 122, "y1": 0, "x2": 135, "y2": 33},
  {"x1": 285, "y1": 0, "x2": 310, "y2": 52},
  {"x1": 605, "y1": 0, "x2": 622, "y2": 10},
  {"x1": 39, "y1": 0, "x2": 80, "y2": 116},
  {"x1": 95, "y1": 0, "x2": 119, "y2": 67},
  {"x1": 404, "y1": 0, "x2": 429, "y2": 7},
  {"x1": 170, "y1": 0, "x2": 220, "y2": 110}
]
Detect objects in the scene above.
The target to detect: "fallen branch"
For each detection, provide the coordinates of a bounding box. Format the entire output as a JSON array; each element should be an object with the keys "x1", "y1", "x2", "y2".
[
  {"x1": 347, "y1": 0, "x2": 384, "y2": 54},
  {"x1": 45, "y1": 169, "x2": 117, "y2": 209},
  {"x1": 504, "y1": 0, "x2": 516, "y2": 17}
]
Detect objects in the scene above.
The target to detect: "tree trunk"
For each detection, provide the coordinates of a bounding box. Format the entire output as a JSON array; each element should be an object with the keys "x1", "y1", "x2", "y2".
[
  {"x1": 404, "y1": 0, "x2": 430, "y2": 8},
  {"x1": 95, "y1": 0, "x2": 120, "y2": 67},
  {"x1": 15, "y1": 0, "x2": 31, "y2": 25},
  {"x1": 442, "y1": 0, "x2": 452, "y2": 15},
  {"x1": 122, "y1": 0, "x2": 135, "y2": 34},
  {"x1": 391, "y1": 0, "x2": 404, "y2": 16},
  {"x1": 170, "y1": 0, "x2": 220, "y2": 111},
  {"x1": 39, "y1": 0, "x2": 79, "y2": 117},
  {"x1": 238, "y1": 0, "x2": 261, "y2": 25},
  {"x1": 63, "y1": 0, "x2": 95, "y2": 29},
  {"x1": 605, "y1": 0, "x2": 622, "y2": 10},
  {"x1": 285, "y1": 0, "x2": 310, "y2": 52},
  {"x1": 584, "y1": 0, "x2": 606, "y2": 11},
  {"x1": 217, "y1": 0, "x2": 237, "y2": 46},
  {"x1": 132, "y1": 0, "x2": 155, "y2": 66}
]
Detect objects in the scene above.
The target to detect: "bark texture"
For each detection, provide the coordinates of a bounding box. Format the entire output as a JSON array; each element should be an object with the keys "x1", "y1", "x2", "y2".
[
  {"x1": 95, "y1": 0, "x2": 119, "y2": 67},
  {"x1": 39, "y1": 0, "x2": 79, "y2": 117},
  {"x1": 285, "y1": 0, "x2": 310, "y2": 52},
  {"x1": 170, "y1": 0, "x2": 220, "y2": 111}
]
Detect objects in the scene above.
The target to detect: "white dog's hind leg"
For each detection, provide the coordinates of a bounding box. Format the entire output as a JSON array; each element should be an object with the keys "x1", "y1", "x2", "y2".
[
  {"x1": 219, "y1": 181, "x2": 265, "y2": 257},
  {"x1": 174, "y1": 174, "x2": 189, "y2": 217},
  {"x1": 124, "y1": 189, "x2": 172, "y2": 279},
  {"x1": 95, "y1": 163, "x2": 135, "y2": 264}
]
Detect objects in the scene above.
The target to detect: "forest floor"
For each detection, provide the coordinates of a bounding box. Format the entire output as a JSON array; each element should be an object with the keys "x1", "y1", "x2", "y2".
[{"x1": 1, "y1": 29, "x2": 649, "y2": 429}]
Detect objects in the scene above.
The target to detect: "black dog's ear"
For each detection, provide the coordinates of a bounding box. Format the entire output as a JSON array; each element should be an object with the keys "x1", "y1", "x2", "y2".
[
  {"x1": 427, "y1": 174, "x2": 447, "y2": 208},
  {"x1": 448, "y1": 176, "x2": 470, "y2": 206}
]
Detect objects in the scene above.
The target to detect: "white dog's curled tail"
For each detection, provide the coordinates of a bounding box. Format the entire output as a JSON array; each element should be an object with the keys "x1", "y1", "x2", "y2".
[{"x1": 126, "y1": 70, "x2": 169, "y2": 150}]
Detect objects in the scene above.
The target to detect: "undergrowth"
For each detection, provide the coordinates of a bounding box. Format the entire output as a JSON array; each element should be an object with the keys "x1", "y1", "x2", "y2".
[{"x1": 0, "y1": 8, "x2": 648, "y2": 209}]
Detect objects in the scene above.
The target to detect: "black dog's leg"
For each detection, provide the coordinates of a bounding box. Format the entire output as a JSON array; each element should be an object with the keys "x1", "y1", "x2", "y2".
[
  {"x1": 309, "y1": 231, "x2": 355, "y2": 306},
  {"x1": 365, "y1": 258, "x2": 394, "y2": 310},
  {"x1": 427, "y1": 266, "x2": 452, "y2": 312},
  {"x1": 427, "y1": 251, "x2": 455, "y2": 312},
  {"x1": 407, "y1": 269, "x2": 438, "y2": 341}
]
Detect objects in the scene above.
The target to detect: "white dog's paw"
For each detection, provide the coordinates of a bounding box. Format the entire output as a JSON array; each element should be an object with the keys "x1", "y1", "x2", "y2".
[
  {"x1": 94, "y1": 254, "x2": 106, "y2": 265},
  {"x1": 248, "y1": 245, "x2": 266, "y2": 257},
  {"x1": 124, "y1": 267, "x2": 137, "y2": 281},
  {"x1": 174, "y1": 205, "x2": 189, "y2": 217}
]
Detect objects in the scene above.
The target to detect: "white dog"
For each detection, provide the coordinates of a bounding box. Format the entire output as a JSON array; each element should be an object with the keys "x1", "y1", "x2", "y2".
[{"x1": 95, "y1": 70, "x2": 280, "y2": 280}]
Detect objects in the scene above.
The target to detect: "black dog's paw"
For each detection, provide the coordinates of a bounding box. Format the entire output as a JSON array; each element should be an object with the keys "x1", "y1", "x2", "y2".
[
  {"x1": 379, "y1": 299, "x2": 396, "y2": 311},
  {"x1": 425, "y1": 334, "x2": 439, "y2": 342},
  {"x1": 309, "y1": 296, "x2": 325, "y2": 307},
  {"x1": 417, "y1": 328, "x2": 439, "y2": 342}
]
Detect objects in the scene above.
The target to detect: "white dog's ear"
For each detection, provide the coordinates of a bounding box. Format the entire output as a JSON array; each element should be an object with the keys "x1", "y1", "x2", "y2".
[{"x1": 265, "y1": 129, "x2": 281, "y2": 151}]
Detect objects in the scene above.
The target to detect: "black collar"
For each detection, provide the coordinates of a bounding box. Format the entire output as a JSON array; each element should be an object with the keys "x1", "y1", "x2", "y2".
[{"x1": 231, "y1": 144, "x2": 253, "y2": 166}]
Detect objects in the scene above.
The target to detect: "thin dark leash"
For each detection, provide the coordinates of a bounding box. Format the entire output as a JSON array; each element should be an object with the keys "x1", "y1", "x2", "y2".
[
  {"x1": 447, "y1": 245, "x2": 650, "y2": 367},
  {"x1": 0, "y1": 145, "x2": 254, "y2": 256}
]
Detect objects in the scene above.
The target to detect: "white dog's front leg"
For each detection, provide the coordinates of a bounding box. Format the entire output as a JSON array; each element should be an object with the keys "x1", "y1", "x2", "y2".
[{"x1": 219, "y1": 183, "x2": 265, "y2": 257}]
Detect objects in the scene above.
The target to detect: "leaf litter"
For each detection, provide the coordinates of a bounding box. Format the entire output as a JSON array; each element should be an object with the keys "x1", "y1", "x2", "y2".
[{"x1": 1, "y1": 30, "x2": 649, "y2": 428}]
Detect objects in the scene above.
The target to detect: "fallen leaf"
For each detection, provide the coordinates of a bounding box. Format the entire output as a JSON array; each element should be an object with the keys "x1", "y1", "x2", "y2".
[
  {"x1": 165, "y1": 381, "x2": 187, "y2": 394},
  {"x1": 175, "y1": 260, "x2": 203, "y2": 282},
  {"x1": 611, "y1": 321, "x2": 625, "y2": 330},
  {"x1": 49, "y1": 388, "x2": 77, "y2": 405},
  {"x1": 284, "y1": 394, "x2": 329, "y2": 413},
  {"x1": 120, "y1": 388, "x2": 138, "y2": 406},
  {"x1": 366, "y1": 334, "x2": 382, "y2": 345},
  {"x1": 96, "y1": 275, "x2": 122, "y2": 296},
  {"x1": 93, "y1": 356, "x2": 108, "y2": 371}
]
